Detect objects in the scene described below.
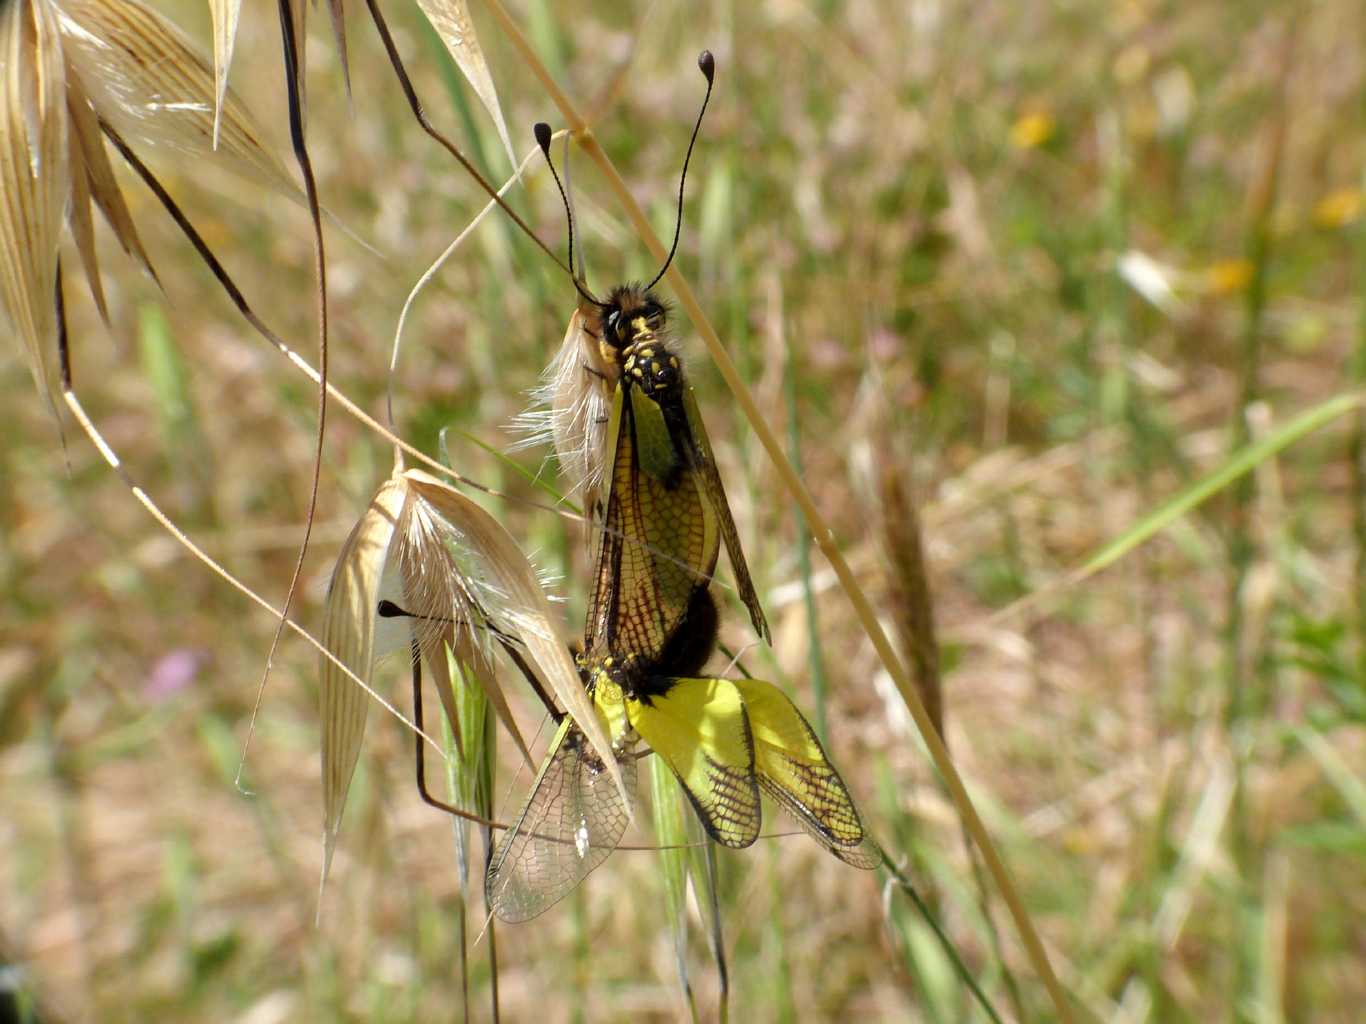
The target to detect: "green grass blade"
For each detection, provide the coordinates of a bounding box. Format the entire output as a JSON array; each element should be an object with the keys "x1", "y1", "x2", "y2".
[
  {"x1": 1078, "y1": 392, "x2": 1365, "y2": 577},
  {"x1": 651, "y1": 756, "x2": 698, "y2": 1020},
  {"x1": 440, "y1": 426, "x2": 579, "y2": 513},
  {"x1": 880, "y1": 846, "x2": 1006, "y2": 1024},
  {"x1": 137, "y1": 305, "x2": 195, "y2": 444},
  {"x1": 1291, "y1": 725, "x2": 1366, "y2": 827},
  {"x1": 137, "y1": 304, "x2": 213, "y2": 516}
]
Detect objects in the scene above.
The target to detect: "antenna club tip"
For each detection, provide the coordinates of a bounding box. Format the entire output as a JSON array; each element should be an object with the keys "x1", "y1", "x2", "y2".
[
  {"x1": 533, "y1": 122, "x2": 553, "y2": 154},
  {"x1": 698, "y1": 50, "x2": 715, "y2": 81}
]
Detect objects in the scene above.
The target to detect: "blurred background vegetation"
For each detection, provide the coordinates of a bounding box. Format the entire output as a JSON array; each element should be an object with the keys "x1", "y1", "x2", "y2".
[{"x1": 2, "y1": 0, "x2": 1363, "y2": 1020}]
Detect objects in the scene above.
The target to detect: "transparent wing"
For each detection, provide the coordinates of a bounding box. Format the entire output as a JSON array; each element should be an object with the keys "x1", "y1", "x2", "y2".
[
  {"x1": 586, "y1": 380, "x2": 720, "y2": 660},
  {"x1": 633, "y1": 677, "x2": 761, "y2": 849},
  {"x1": 485, "y1": 719, "x2": 637, "y2": 922},
  {"x1": 681, "y1": 384, "x2": 770, "y2": 644},
  {"x1": 734, "y1": 678, "x2": 876, "y2": 869}
]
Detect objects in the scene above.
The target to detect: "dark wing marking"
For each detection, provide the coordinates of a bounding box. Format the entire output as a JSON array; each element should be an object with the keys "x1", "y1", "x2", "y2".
[
  {"x1": 734, "y1": 678, "x2": 876, "y2": 869},
  {"x1": 631, "y1": 677, "x2": 761, "y2": 849},
  {"x1": 586, "y1": 379, "x2": 720, "y2": 661}
]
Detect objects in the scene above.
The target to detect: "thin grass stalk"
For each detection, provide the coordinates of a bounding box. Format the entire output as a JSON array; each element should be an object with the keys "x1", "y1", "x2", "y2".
[
  {"x1": 1225, "y1": 25, "x2": 1293, "y2": 1006},
  {"x1": 985, "y1": 392, "x2": 1366, "y2": 631},
  {"x1": 477, "y1": 680, "x2": 500, "y2": 1023},
  {"x1": 702, "y1": 841, "x2": 729, "y2": 1024},
  {"x1": 782, "y1": 321, "x2": 830, "y2": 742},
  {"x1": 360, "y1": 0, "x2": 569, "y2": 277},
  {"x1": 443, "y1": 650, "x2": 492, "y2": 1020},
  {"x1": 243, "y1": 0, "x2": 332, "y2": 787},
  {"x1": 886, "y1": 908, "x2": 952, "y2": 1024},
  {"x1": 880, "y1": 849, "x2": 1005, "y2": 1024},
  {"x1": 1353, "y1": 152, "x2": 1366, "y2": 682},
  {"x1": 957, "y1": 820, "x2": 1025, "y2": 1022},
  {"x1": 470, "y1": 4, "x2": 1073, "y2": 1015},
  {"x1": 53, "y1": 274, "x2": 441, "y2": 755},
  {"x1": 1096, "y1": 96, "x2": 1165, "y2": 738},
  {"x1": 763, "y1": 842, "x2": 796, "y2": 1024},
  {"x1": 440, "y1": 639, "x2": 500, "y2": 1018},
  {"x1": 415, "y1": 17, "x2": 556, "y2": 314}
]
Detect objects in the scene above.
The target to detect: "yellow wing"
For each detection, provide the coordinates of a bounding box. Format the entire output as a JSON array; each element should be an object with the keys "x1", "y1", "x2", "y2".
[
  {"x1": 585, "y1": 378, "x2": 720, "y2": 661},
  {"x1": 485, "y1": 717, "x2": 637, "y2": 922},
  {"x1": 734, "y1": 678, "x2": 878, "y2": 869},
  {"x1": 630, "y1": 677, "x2": 760, "y2": 849}
]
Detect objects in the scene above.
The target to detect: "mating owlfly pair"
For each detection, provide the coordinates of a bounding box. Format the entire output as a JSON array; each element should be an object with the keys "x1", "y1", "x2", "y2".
[{"x1": 389, "y1": 50, "x2": 876, "y2": 923}]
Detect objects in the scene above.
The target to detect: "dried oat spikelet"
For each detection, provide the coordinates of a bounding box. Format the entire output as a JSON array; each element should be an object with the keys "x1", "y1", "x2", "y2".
[
  {"x1": 1, "y1": 0, "x2": 293, "y2": 415},
  {"x1": 399, "y1": 469, "x2": 619, "y2": 799},
  {"x1": 205, "y1": 0, "x2": 516, "y2": 177},
  {"x1": 387, "y1": 470, "x2": 533, "y2": 770},
  {"x1": 57, "y1": 0, "x2": 295, "y2": 195},
  {"x1": 320, "y1": 477, "x2": 404, "y2": 887},
  {"x1": 0, "y1": 0, "x2": 68, "y2": 416},
  {"x1": 319, "y1": 466, "x2": 625, "y2": 887},
  {"x1": 64, "y1": 64, "x2": 153, "y2": 320},
  {"x1": 413, "y1": 0, "x2": 517, "y2": 175},
  {"x1": 205, "y1": 0, "x2": 241, "y2": 148}
]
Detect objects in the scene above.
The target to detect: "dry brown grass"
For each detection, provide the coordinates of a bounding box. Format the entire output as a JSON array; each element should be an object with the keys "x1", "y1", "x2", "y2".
[{"x1": 3, "y1": 0, "x2": 1365, "y2": 1020}]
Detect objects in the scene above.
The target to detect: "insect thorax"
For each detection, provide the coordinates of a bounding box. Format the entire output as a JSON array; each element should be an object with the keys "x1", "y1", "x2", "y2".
[
  {"x1": 583, "y1": 652, "x2": 673, "y2": 708},
  {"x1": 623, "y1": 343, "x2": 683, "y2": 400}
]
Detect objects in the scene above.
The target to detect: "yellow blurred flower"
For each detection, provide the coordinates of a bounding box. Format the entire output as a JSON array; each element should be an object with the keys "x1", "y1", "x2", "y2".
[
  {"x1": 1312, "y1": 188, "x2": 1361, "y2": 229},
  {"x1": 1204, "y1": 259, "x2": 1254, "y2": 295},
  {"x1": 1010, "y1": 111, "x2": 1055, "y2": 149}
]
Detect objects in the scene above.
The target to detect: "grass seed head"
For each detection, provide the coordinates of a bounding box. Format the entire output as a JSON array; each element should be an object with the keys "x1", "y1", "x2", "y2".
[{"x1": 0, "y1": 0, "x2": 292, "y2": 419}]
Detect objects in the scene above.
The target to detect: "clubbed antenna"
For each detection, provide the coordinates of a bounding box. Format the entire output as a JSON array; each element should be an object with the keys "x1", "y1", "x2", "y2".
[
  {"x1": 645, "y1": 50, "x2": 716, "y2": 291},
  {"x1": 534, "y1": 123, "x2": 605, "y2": 308}
]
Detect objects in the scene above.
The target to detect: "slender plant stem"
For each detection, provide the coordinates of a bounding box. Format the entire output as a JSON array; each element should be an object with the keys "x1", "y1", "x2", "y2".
[
  {"x1": 1225, "y1": 25, "x2": 1293, "y2": 1011},
  {"x1": 781, "y1": 294, "x2": 830, "y2": 742},
  {"x1": 1353, "y1": 155, "x2": 1366, "y2": 681},
  {"x1": 473, "y1": 1, "x2": 1074, "y2": 1017},
  {"x1": 881, "y1": 848, "x2": 1005, "y2": 1024},
  {"x1": 241, "y1": 0, "x2": 330, "y2": 789}
]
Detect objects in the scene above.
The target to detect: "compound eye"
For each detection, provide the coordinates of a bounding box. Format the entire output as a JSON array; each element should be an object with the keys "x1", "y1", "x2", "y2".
[{"x1": 607, "y1": 310, "x2": 620, "y2": 329}]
